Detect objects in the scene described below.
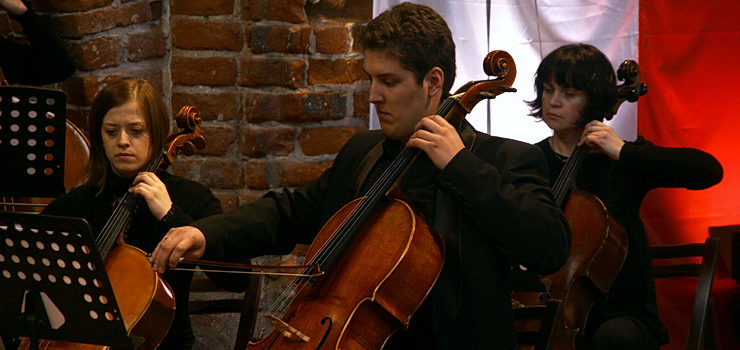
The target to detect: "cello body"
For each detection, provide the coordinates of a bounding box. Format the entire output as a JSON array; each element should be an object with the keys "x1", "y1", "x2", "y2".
[
  {"x1": 547, "y1": 190, "x2": 627, "y2": 349},
  {"x1": 247, "y1": 197, "x2": 444, "y2": 349},
  {"x1": 512, "y1": 191, "x2": 627, "y2": 350}
]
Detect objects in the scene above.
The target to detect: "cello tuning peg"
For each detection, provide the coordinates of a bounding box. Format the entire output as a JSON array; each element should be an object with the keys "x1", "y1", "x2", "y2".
[
  {"x1": 180, "y1": 142, "x2": 196, "y2": 156},
  {"x1": 193, "y1": 135, "x2": 206, "y2": 150},
  {"x1": 478, "y1": 86, "x2": 517, "y2": 99}
]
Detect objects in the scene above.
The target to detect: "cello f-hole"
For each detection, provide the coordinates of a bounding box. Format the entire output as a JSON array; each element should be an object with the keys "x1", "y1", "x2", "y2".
[{"x1": 317, "y1": 316, "x2": 333, "y2": 350}]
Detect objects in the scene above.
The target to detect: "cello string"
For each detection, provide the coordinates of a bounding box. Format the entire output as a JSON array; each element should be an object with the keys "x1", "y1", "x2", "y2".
[
  {"x1": 552, "y1": 145, "x2": 585, "y2": 205},
  {"x1": 264, "y1": 145, "x2": 418, "y2": 318},
  {"x1": 302, "y1": 97, "x2": 456, "y2": 270},
  {"x1": 96, "y1": 151, "x2": 166, "y2": 257}
]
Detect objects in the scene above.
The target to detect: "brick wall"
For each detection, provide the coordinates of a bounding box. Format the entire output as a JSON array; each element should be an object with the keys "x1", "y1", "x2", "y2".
[{"x1": 3, "y1": 0, "x2": 373, "y2": 345}]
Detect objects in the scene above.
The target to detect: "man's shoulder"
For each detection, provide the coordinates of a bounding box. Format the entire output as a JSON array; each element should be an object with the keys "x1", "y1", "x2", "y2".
[
  {"x1": 337, "y1": 129, "x2": 385, "y2": 155},
  {"x1": 474, "y1": 132, "x2": 540, "y2": 153},
  {"x1": 346, "y1": 129, "x2": 386, "y2": 146}
]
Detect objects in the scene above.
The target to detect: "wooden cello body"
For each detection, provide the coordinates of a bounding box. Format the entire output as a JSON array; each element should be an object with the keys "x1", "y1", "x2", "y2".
[
  {"x1": 248, "y1": 198, "x2": 444, "y2": 349},
  {"x1": 545, "y1": 190, "x2": 627, "y2": 349},
  {"x1": 247, "y1": 50, "x2": 517, "y2": 350}
]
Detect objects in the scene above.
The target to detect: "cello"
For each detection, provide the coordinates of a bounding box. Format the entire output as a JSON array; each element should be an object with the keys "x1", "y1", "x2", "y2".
[
  {"x1": 19, "y1": 106, "x2": 207, "y2": 350},
  {"x1": 245, "y1": 50, "x2": 517, "y2": 349},
  {"x1": 513, "y1": 60, "x2": 647, "y2": 349}
]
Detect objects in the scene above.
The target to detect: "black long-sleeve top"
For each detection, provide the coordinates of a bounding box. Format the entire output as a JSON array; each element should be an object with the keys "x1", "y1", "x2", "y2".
[
  {"x1": 193, "y1": 122, "x2": 571, "y2": 349},
  {"x1": 536, "y1": 136, "x2": 723, "y2": 345},
  {"x1": 42, "y1": 171, "x2": 223, "y2": 349},
  {"x1": 1, "y1": 5, "x2": 75, "y2": 85}
]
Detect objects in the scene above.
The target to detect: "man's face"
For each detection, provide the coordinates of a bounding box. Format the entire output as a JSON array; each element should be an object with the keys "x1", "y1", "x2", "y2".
[{"x1": 363, "y1": 50, "x2": 437, "y2": 143}]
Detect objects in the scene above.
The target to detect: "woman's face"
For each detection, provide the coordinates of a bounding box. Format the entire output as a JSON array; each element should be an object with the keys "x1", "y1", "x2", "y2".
[
  {"x1": 541, "y1": 79, "x2": 588, "y2": 132},
  {"x1": 101, "y1": 100, "x2": 152, "y2": 177}
]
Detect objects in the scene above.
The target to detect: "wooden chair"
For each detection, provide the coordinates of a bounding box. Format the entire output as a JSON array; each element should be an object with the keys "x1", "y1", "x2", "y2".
[
  {"x1": 513, "y1": 299, "x2": 562, "y2": 350},
  {"x1": 650, "y1": 237, "x2": 720, "y2": 350},
  {"x1": 189, "y1": 272, "x2": 263, "y2": 350}
]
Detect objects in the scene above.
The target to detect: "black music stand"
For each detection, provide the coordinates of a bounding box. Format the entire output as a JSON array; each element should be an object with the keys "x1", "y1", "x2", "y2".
[
  {"x1": 0, "y1": 211, "x2": 142, "y2": 349},
  {"x1": 0, "y1": 86, "x2": 67, "y2": 198}
]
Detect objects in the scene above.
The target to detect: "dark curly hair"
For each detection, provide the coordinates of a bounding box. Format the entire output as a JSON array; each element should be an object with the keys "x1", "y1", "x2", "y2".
[
  {"x1": 527, "y1": 43, "x2": 617, "y2": 124},
  {"x1": 360, "y1": 2, "x2": 456, "y2": 98}
]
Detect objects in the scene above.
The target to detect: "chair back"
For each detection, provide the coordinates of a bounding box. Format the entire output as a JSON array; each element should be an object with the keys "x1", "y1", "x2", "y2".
[
  {"x1": 513, "y1": 299, "x2": 562, "y2": 350},
  {"x1": 189, "y1": 272, "x2": 263, "y2": 350},
  {"x1": 650, "y1": 237, "x2": 720, "y2": 350}
]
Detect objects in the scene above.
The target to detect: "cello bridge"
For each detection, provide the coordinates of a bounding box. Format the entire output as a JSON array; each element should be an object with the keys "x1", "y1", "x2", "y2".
[{"x1": 264, "y1": 314, "x2": 311, "y2": 342}]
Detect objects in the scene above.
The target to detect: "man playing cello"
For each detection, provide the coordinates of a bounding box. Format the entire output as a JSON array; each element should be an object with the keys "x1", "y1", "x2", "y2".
[{"x1": 151, "y1": 2, "x2": 570, "y2": 349}]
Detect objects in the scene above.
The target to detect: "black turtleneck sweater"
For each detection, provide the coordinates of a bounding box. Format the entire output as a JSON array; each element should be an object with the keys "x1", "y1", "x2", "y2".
[{"x1": 42, "y1": 170, "x2": 223, "y2": 349}]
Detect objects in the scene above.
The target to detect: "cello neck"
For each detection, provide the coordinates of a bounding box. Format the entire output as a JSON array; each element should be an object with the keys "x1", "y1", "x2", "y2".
[
  {"x1": 551, "y1": 144, "x2": 588, "y2": 207},
  {"x1": 95, "y1": 150, "x2": 168, "y2": 258}
]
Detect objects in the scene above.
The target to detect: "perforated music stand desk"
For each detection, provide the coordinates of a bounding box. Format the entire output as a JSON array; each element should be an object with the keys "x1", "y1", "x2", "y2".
[
  {"x1": 0, "y1": 211, "x2": 141, "y2": 349},
  {"x1": 0, "y1": 86, "x2": 67, "y2": 198}
]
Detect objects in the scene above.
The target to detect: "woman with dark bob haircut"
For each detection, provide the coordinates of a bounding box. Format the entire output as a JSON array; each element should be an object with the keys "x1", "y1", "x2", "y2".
[{"x1": 528, "y1": 43, "x2": 723, "y2": 349}]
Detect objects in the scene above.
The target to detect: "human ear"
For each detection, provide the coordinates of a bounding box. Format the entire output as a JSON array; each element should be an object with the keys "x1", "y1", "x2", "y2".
[{"x1": 425, "y1": 67, "x2": 444, "y2": 98}]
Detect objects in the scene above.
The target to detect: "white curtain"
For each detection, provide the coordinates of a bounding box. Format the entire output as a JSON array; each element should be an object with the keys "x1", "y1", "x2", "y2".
[{"x1": 371, "y1": 0, "x2": 638, "y2": 143}]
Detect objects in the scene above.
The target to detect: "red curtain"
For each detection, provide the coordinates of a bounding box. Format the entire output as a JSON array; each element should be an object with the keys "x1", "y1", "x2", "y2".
[{"x1": 639, "y1": 1, "x2": 740, "y2": 348}]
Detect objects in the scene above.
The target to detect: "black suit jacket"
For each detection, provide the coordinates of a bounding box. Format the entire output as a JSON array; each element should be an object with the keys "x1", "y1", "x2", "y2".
[{"x1": 195, "y1": 121, "x2": 570, "y2": 349}]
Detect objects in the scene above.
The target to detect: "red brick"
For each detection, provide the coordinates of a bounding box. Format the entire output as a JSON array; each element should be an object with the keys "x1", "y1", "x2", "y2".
[
  {"x1": 353, "y1": 89, "x2": 369, "y2": 119},
  {"x1": 51, "y1": 2, "x2": 151, "y2": 38},
  {"x1": 305, "y1": 0, "x2": 372, "y2": 22},
  {"x1": 171, "y1": 18, "x2": 242, "y2": 51},
  {"x1": 212, "y1": 189, "x2": 238, "y2": 212},
  {"x1": 202, "y1": 158, "x2": 244, "y2": 189},
  {"x1": 171, "y1": 0, "x2": 234, "y2": 16},
  {"x1": 171, "y1": 56, "x2": 237, "y2": 86},
  {"x1": 243, "y1": 91, "x2": 347, "y2": 122},
  {"x1": 64, "y1": 108, "x2": 91, "y2": 134},
  {"x1": 128, "y1": 26, "x2": 166, "y2": 62},
  {"x1": 117, "y1": 65, "x2": 164, "y2": 92},
  {"x1": 197, "y1": 124, "x2": 237, "y2": 157},
  {"x1": 240, "y1": 55, "x2": 306, "y2": 89},
  {"x1": 242, "y1": 93, "x2": 291, "y2": 123},
  {"x1": 300, "y1": 126, "x2": 366, "y2": 156},
  {"x1": 30, "y1": 0, "x2": 112, "y2": 13},
  {"x1": 170, "y1": 158, "x2": 201, "y2": 180},
  {"x1": 241, "y1": 126, "x2": 296, "y2": 157},
  {"x1": 250, "y1": 23, "x2": 310, "y2": 54},
  {"x1": 244, "y1": 160, "x2": 268, "y2": 189},
  {"x1": 300, "y1": 91, "x2": 347, "y2": 121},
  {"x1": 315, "y1": 23, "x2": 349, "y2": 54},
  {"x1": 308, "y1": 58, "x2": 364, "y2": 85},
  {"x1": 278, "y1": 159, "x2": 332, "y2": 187},
  {"x1": 69, "y1": 35, "x2": 123, "y2": 71},
  {"x1": 243, "y1": 0, "x2": 306, "y2": 24},
  {"x1": 171, "y1": 91, "x2": 240, "y2": 121}
]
